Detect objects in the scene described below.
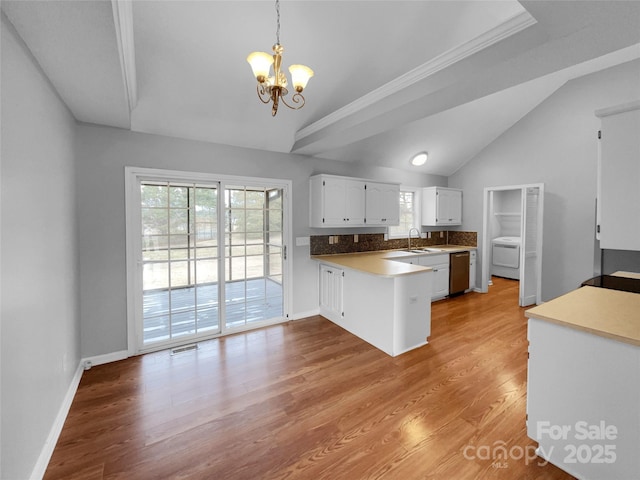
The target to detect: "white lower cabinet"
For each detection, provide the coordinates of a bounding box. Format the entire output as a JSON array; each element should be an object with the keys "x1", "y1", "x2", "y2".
[
  {"x1": 419, "y1": 254, "x2": 450, "y2": 300},
  {"x1": 469, "y1": 250, "x2": 476, "y2": 291},
  {"x1": 318, "y1": 263, "x2": 432, "y2": 356},
  {"x1": 319, "y1": 264, "x2": 343, "y2": 322},
  {"x1": 527, "y1": 317, "x2": 639, "y2": 479}
]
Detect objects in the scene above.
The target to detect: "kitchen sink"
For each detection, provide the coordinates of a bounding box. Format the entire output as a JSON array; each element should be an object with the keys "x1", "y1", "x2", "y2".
[{"x1": 403, "y1": 247, "x2": 448, "y2": 253}]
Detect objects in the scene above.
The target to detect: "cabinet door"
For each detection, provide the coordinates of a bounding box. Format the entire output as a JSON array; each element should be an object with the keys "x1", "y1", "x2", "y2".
[
  {"x1": 437, "y1": 189, "x2": 462, "y2": 225},
  {"x1": 344, "y1": 179, "x2": 366, "y2": 225},
  {"x1": 469, "y1": 259, "x2": 476, "y2": 290},
  {"x1": 366, "y1": 182, "x2": 400, "y2": 225},
  {"x1": 598, "y1": 106, "x2": 640, "y2": 250},
  {"x1": 447, "y1": 190, "x2": 462, "y2": 224},
  {"x1": 322, "y1": 177, "x2": 348, "y2": 226},
  {"x1": 422, "y1": 188, "x2": 462, "y2": 226},
  {"x1": 421, "y1": 188, "x2": 437, "y2": 225},
  {"x1": 432, "y1": 265, "x2": 450, "y2": 299},
  {"x1": 319, "y1": 264, "x2": 343, "y2": 320}
]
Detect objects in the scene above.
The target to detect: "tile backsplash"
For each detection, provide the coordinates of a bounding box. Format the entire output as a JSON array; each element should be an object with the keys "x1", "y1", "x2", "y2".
[
  {"x1": 448, "y1": 231, "x2": 477, "y2": 246},
  {"x1": 310, "y1": 231, "x2": 477, "y2": 255}
]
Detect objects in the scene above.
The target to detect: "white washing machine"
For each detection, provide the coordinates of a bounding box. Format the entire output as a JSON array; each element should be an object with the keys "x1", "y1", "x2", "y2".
[{"x1": 491, "y1": 236, "x2": 520, "y2": 280}]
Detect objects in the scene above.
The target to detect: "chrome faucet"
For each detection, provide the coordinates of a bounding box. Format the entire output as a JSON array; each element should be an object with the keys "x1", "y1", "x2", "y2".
[{"x1": 408, "y1": 227, "x2": 421, "y2": 251}]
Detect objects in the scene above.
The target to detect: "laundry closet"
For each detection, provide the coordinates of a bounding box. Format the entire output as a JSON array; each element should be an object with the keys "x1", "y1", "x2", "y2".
[
  {"x1": 482, "y1": 184, "x2": 544, "y2": 307},
  {"x1": 489, "y1": 189, "x2": 522, "y2": 280}
]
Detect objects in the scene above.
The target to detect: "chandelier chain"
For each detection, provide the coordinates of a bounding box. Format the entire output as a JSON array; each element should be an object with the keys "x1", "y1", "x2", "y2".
[{"x1": 275, "y1": 0, "x2": 280, "y2": 45}]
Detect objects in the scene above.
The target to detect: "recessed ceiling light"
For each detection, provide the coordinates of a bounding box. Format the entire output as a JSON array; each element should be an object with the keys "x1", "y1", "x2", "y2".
[{"x1": 411, "y1": 152, "x2": 428, "y2": 166}]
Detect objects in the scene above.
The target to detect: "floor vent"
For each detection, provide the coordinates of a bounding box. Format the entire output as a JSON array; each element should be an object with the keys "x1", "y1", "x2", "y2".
[{"x1": 171, "y1": 344, "x2": 198, "y2": 355}]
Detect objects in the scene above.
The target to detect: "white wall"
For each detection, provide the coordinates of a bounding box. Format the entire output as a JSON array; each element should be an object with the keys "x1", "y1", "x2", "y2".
[
  {"x1": 1, "y1": 14, "x2": 80, "y2": 480},
  {"x1": 449, "y1": 59, "x2": 640, "y2": 300},
  {"x1": 75, "y1": 124, "x2": 446, "y2": 358}
]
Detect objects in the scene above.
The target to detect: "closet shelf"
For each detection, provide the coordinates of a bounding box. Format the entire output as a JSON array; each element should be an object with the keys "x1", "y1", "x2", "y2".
[{"x1": 494, "y1": 212, "x2": 521, "y2": 216}]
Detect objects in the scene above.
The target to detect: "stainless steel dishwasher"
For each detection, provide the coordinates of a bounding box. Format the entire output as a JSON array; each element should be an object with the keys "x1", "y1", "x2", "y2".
[{"x1": 449, "y1": 251, "x2": 470, "y2": 296}]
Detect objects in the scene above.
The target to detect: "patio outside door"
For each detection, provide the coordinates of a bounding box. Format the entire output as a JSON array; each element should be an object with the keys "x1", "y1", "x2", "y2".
[{"x1": 127, "y1": 169, "x2": 289, "y2": 354}]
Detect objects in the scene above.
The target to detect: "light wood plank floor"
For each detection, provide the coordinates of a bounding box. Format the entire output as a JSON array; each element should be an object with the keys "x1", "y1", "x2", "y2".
[{"x1": 45, "y1": 277, "x2": 574, "y2": 479}]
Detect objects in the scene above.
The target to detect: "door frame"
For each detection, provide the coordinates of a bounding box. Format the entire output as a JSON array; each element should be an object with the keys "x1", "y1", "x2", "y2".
[
  {"x1": 124, "y1": 166, "x2": 292, "y2": 355},
  {"x1": 481, "y1": 183, "x2": 544, "y2": 305}
]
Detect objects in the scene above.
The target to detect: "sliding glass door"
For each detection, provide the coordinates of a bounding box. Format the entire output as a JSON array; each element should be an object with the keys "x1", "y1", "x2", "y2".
[
  {"x1": 224, "y1": 185, "x2": 284, "y2": 329},
  {"x1": 127, "y1": 168, "x2": 290, "y2": 353},
  {"x1": 140, "y1": 182, "x2": 220, "y2": 344}
]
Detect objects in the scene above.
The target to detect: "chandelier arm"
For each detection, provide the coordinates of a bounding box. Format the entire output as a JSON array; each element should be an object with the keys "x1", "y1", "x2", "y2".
[
  {"x1": 280, "y1": 92, "x2": 306, "y2": 110},
  {"x1": 256, "y1": 84, "x2": 271, "y2": 104}
]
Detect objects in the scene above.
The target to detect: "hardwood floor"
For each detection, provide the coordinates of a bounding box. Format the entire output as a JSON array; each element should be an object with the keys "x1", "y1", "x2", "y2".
[{"x1": 45, "y1": 277, "x2": 574, "y2": 479}]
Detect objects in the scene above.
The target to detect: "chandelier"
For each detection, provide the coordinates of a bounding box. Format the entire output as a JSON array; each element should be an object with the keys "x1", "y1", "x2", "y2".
[{"x1": 246, "y1": 0, "x2": 314, "y2": 116}]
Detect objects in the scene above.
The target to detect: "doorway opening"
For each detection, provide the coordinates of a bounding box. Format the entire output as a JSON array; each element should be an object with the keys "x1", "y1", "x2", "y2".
[{"x1": 481, "y1": 184, "x2": 544, "y2": 306}]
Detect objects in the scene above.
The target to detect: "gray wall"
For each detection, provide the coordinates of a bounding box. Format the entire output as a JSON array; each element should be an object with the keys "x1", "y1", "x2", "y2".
[
  {"x1": 449, "y1": 59, "x2": 640, "y2": 300},
  {"x1": 75, "y1": 124, "x2": 446, "y2": 358},
  {"x1": 1, "y1": 15, "x2": 80, "y2": 480}
]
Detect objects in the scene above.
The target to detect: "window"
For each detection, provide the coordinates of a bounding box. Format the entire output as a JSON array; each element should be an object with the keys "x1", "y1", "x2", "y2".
[{"x1": 388, "y1": 187, "x2": 420, "y2": 238}]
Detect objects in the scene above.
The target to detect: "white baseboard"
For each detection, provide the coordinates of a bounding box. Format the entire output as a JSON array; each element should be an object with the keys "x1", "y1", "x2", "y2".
[
  {"x1": 289, "y1": 309, "x2": 320, "y2": 321},
  {"x1": 30, "y1": 349, "x2": 130, "y2": 479},
  {"x1": 82, "y1": 349, "x2": 129, "y2": 368},
  {"x1": 30, "y1": 361, "x2": 84, "y2": 480}
]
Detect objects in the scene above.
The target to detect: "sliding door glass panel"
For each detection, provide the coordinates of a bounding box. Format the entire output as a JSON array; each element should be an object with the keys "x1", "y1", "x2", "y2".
[
  {"x1": 141, "y1": 182, "x2": 219, "y2": 346},
  {"x1": 224, "y1": 186, "x2": 284, "y2": 329}
]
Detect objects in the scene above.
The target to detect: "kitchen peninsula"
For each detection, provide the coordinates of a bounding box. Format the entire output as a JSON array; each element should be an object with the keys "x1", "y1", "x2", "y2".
[
  {"x1": 525, "y1": 277, "x2": 640, "y2": 480},
  {"x1": 312, "y1": 246, "x2": 474, "y2": 357}
]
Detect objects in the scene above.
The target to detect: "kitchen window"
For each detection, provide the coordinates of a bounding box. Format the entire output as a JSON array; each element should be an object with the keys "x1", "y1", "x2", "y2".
[{"x1": 388, "y1": 187, "x2": 420, "y2": 239}]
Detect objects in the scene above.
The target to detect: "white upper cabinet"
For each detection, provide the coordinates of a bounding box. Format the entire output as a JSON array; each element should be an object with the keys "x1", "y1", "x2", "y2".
[
  {"x1": 596, "y1": 101, "x2": 640, "y2": 251},
  {"x1": 422, "y1": 187, "x2": 462, "y2": 226},
  {"x1": 310, "y1": 174, "x2": 399, "y2": 228},
  {"x1": 310, "y1": 175, "x2": 365, "y2": 227},
  {"x1": 365, "y1": 182, "x2": 400, "y2": 226}
]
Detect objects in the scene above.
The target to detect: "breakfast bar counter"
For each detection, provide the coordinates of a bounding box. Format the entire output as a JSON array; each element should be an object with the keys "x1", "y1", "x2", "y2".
[
  {"x1": 525, "y1": 285, "x2": 640, "y2": 346},
  {"x1": 525, "y1": 280, "x2": 640, "y2": 480}
]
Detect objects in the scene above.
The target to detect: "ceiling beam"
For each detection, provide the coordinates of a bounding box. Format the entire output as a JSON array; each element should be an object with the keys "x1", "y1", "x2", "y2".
[
  {"x1": 293, "y1": 10, "x2": 536, "y2": 152},
  {"x1": 111, "y1": 0, "x2": 137, "y2": 113}
]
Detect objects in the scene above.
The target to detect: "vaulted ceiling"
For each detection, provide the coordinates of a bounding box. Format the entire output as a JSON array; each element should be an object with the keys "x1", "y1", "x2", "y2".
[{"x1": 3, "y1": 1, "x2": 639, "y2": 175}]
